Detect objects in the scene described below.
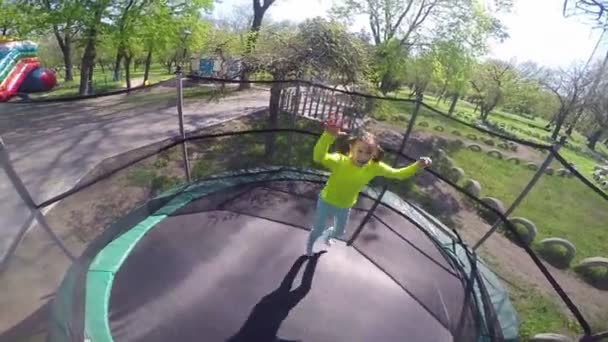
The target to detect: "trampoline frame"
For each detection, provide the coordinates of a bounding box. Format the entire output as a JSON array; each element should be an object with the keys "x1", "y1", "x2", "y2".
[{"x1": 50, "y1": 166, "x2": 511, "y2": 342}]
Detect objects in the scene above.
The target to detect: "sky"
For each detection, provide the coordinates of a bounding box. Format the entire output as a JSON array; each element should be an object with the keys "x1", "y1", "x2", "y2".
[{"x1": 212, "y1": 0, "x2": 606, "y2": 68}]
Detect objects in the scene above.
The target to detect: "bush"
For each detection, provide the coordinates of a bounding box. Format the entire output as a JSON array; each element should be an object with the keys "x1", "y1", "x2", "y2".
[
  {"x1": 153, "y1": 158, "x2": 169, "y2": 169},
  {"x1": 396, "y1": 113, "x2": 409, "y2": 122},
  {"x1": 466, "y1": 133, "x2": 478, "y2": 141},
  {"x1": 127, "y1": 169, "x2": 156, "y2": 187},
  {"x1": 434, "y1": 125, "x2": 445, "y2": 132},
  {"x1": 192, "y1": 159, "x2": 217, "y2": 180},
  {"x1": 451, "y1": 130, "x2": 462, "y2": 136},
  {"x1": 151, "y1": 175, "x2": 180, "y2": 195},
  {"x1": 419, "y1": 121, "x2": 429, "y2": 127},
  {"x1": 483, "y1": 139, "x2": 496, "y2": 146}
]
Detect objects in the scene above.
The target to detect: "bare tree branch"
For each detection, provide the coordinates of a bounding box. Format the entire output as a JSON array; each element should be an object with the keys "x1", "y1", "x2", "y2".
[{"x1": 387, "y1": 0, "x2": 415, "y2": 41}]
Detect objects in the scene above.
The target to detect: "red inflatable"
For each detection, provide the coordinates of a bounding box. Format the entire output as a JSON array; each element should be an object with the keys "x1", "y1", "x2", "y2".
[{"x1": 0, "y1": 57, "x2": 40, "y2": 102}]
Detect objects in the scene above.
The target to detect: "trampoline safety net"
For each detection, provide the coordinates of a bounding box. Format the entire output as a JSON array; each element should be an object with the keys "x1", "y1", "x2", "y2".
[{"x1": 1, "y1": 77, "x2": 607, "y2": 342}]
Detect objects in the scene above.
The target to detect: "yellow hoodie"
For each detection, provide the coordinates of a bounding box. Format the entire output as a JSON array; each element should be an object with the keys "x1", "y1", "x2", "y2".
[{"x1": 313, "y1": 131, "x2": 420, "y2": 208}]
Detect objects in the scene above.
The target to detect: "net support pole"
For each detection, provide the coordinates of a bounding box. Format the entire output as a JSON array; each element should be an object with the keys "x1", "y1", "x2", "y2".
[
  {"x1": 347, "y1": 95, "x2": 422, "y2": 246},
  {"x1": 284, "y1": 82, "x2": 297, "y2": 163},
  {"x1": 473, "y1": 137, "x2": 565, "y2": 251},
  {"x1": 176, "y1": 71, "x2": 192, "y2": 183},
  {"x1": 0, "y1": 137, "x2": 76, "y2": 269}
]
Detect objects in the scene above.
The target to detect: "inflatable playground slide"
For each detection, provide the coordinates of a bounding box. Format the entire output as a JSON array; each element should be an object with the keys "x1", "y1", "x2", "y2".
[{"x1": 0, "y1": 40, "x2": 57, "y2": 102}]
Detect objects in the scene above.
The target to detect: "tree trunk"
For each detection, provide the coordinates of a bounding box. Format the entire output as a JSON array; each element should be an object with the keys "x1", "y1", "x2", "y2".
[
  {"x1": 437, "y1": 82, "x2": 448, "y2": 104},
  {"x1": 113, "y1": 49, "x2": 124, "y2": 82},
  {"x1": 143, "y1": 49, "x2": 153, "y2": 83},
  {"x1": 52, "y1": 29, "x2": 74, "y2": 82},
  {"x1": 79, "y1": 30, "x2": 98, "y2": 95},
  {"x1": 61, "y1": 39, "x2": 74, "y2": 82},
  {"x1": 166, "y1": 60, "x2": 173, "y2": 74},
  {"x1": 265, "y1": 81, "x2": 282, "y2": 159},
  {"x1": 239, "y1": 7, "x2": 265, "y2": 91},
  {"x1": 551, "y1": 110, "x2": 568, "y2": 140},
  {"x1": 587, "y1": 127, "x2": 606, "y2": 150},
  {"x1": 124, "y1": 55, "x2": 132, "y2": 89},
  {"x1": 448, "y1": 93, "x2": 459, "y2": 116}
]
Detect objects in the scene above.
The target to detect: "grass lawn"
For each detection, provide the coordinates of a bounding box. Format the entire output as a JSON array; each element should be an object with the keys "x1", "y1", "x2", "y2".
[
  {"x1": 378, "y1": 88, "x2": 608, "y2": 338},
  {"x1": 379, "y1": 91, "x2": 608, "y2": 262},
  {"x1": 507, "y1": 282, "x2": 584, "y2": 340},
  {"x1": 450, "y1": 149, "x2": 608, "y2": 262},
  {"x1": 28, "y1": 64, "x2": 174, "y2": 100}
]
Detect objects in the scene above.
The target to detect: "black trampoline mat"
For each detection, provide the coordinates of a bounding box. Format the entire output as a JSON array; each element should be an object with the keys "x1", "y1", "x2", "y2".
[{"x1": 108, "y1": 210, "x2": 454, "y2": 342}]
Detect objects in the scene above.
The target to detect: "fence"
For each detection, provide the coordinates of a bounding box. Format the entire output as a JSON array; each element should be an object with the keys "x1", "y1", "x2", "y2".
[{"x1": 1, "y1": 75, "x2": 607, "y2": 342}]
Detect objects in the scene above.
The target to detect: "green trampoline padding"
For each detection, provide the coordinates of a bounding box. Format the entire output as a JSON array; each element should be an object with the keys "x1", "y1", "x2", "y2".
[{"x1": 61, "y1": 167, "x2": 518, "y2": 342}]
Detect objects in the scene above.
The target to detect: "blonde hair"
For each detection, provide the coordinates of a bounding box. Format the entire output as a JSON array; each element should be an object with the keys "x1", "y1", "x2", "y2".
[{"x1": 346, "y1": 131, "x2": 384, "y2": 162}]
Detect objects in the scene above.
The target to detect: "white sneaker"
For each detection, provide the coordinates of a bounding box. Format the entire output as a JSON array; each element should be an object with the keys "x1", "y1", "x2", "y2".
[{"x1": 323, "y1": 227, "x2": 335, "y2": 246}]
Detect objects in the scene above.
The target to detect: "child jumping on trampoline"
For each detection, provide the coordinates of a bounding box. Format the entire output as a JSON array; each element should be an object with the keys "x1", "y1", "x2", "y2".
[{"x1": 306, "y1": 115, "x2": 432, "y2": 256}]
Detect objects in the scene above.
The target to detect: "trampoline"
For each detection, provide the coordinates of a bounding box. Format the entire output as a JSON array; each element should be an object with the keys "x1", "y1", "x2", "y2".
[{"x1": 50, "y1": 167, "x2": 518, "y2": 342}]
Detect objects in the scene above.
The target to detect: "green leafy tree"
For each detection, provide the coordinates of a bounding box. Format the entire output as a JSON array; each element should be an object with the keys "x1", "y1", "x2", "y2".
[
  {"x1": 583, "y1": 63, "x2": 608, "y2": 149},
  {"x1": 331, "y1": 0, "x2": 511, "y2": 92},
  {"x1": 239, "y1": 0, "x2": 278, "y2": 90},
  {"x1": 247, "y1": 17, "x2": 368, "y2": 158},
  {"x1": 0, "y1": 0, "x2": 35, "y2": 38},
  {"x1": 469, "y1": 59, "x2": 515, "y2": 121},
  {"x1": 404, "y1": 49, "x2": 435, "y2": 98},
  {"x1": 24, "y1": 0, "x2": 86, "y2": 81},
  {"x1": 539, "y1": 64, "x2": 592, "y2": 139},
  {"x1": 427, "y1": 40, "x2": 474, "y2": 114}
]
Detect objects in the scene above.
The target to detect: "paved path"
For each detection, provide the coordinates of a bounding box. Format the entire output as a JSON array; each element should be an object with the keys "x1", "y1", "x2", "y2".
[
  {"x1": 0, "y1": 85, "x2": 269, "y2": 261},
  {"x1": 0, "y1": 85, "x2": 269, "y2": 334}
]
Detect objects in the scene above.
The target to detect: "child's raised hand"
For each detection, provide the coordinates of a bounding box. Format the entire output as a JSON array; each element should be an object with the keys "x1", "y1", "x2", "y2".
[
  {"x1": 323, "y1": 114, "x2": 347, "y2": 137},
  {"x1": 417, "y1": 157, "x2": 432, "y2": 168}
]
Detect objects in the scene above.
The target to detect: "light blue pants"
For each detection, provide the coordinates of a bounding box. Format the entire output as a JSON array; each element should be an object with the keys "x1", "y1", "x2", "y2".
[{"x1": 306, "y1": 196, "x2": 351, "y2": 254}]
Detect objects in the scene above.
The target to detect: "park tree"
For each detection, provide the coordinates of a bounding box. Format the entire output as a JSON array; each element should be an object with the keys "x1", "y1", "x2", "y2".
[
  {"x1": 563, "y1": 0, "x2": 608, "y2": 28},
  {"x1": 510, "y1": 61, "x2": 561, "y2": 120},
  {"x1": 110, "y1": 0, "x2": 212, "y2": 85},
  {"x1": 469, "y1": 59, "x2": 514, "y2": 121},
  {"x1": 331, "y1": 0, "x2": 510, "y2": 93},
  {"x1": 246, "y1": 17, "x2": 367, "y2": 158},
  {"x1": 0, "y1": 0, "x2": 36, "y2": 38},
  {"x1": 78, "y1": 0, "x2": 113, "y2": 95},
  {"x1": 109, "y1": 0, "x2": 149, "y2": 82},
  {"x1": 539, "y1": 64, "x2": 591, "y2": 140},
  {"x1": 583, "y1": 64, "x2": 608, "y2": 150},
  {"x1": 18, "y1": 0, "x2": 85, "y2": 81},
  {"x1": 238, "y1": 0, "x2": 278, "y2": 90},
  {"x1": 427, "y1": 39, "x2": 474, "y2": 114},
  {"x1": 404, "y1": 49, "x2": 434, "y2": 98}
]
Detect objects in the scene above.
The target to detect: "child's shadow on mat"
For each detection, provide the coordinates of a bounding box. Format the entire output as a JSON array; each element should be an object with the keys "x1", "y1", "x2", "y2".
[{"x1": 226, "y1": 252, "x2": 325, "y2": 342}]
